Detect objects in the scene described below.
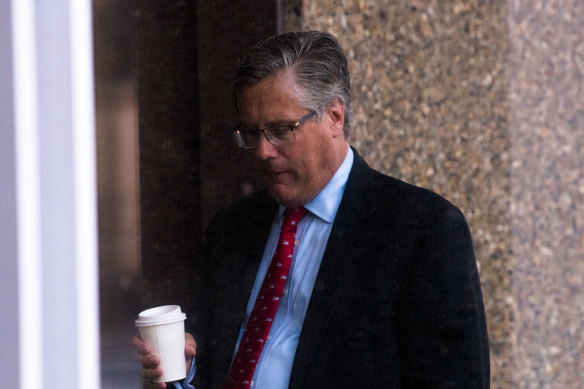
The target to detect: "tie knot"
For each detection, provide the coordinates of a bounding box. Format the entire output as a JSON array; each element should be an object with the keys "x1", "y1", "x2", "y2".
[{"x1": 283, "y1": 206, "x2": 308, "y2": 226}]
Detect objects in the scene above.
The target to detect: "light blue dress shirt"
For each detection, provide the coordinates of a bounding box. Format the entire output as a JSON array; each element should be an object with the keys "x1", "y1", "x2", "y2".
[{"x1": 231, "y1": 146, "x2": 354, "y2": 389}]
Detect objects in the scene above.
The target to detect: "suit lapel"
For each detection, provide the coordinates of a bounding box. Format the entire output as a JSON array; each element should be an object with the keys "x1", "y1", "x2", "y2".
[
  {"x1": 240, "y1": 193, "x2": 279, "y2": 305},
  {"x1": 211, "y1": 194, "x2": 278, "y2": 384},
  {"x1": 289, "y1": 149, "x2": 371, "y2": 387}
]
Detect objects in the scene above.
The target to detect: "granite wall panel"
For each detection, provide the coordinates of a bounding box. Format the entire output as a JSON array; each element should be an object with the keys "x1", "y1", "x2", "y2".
[
  {"x1": 291, "y1": 0, "x2": 584, "y2": 387},
  {"x1": 508, "y1": 1, "x2": 584, "y2": 387}
]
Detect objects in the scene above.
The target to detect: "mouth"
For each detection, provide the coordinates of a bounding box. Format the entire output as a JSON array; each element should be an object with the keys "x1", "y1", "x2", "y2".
[
  {"x1": 261, "y1": 163, "x2": 287, "y2": 175},
  {"x1": 262, "y1": 167, "x2": 291, "y2": 184},
  {"x1": 264, "y1": 170, "x2": 287, "y2": 179},
  {"x1": 258, "y1": 160, "x2": 294, "y2": 184},
  {"x1": 265, "y1": 168, "x2": 285, "y2": 174}
]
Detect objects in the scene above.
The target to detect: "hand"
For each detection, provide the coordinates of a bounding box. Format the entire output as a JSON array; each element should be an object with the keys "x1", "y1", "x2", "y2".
[
  {"x1": 184, "y1": 332, "x2": 197, "y2": 373},
  {"x1": 133, "y1": 332, "x2": 197, "y2": 389},
  {"x1": 132, "y1": 335, "x2": 165, "y2": 388}
]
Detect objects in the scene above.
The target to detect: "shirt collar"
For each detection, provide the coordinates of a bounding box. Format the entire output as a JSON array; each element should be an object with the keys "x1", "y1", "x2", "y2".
[{"x1": 278, "y1": 145, "x2": 354, "y2": 224}]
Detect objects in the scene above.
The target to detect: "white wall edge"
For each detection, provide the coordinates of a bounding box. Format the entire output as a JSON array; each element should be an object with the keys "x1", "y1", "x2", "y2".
[
  {"x1": 12, "y1": 0, "x2": 101, "y2": 387},
  {"x1": 11, "y1": 0, "x2": 43, "y2": 387},
  {"x1": 69, "y1": 0, "x2": 100, "y2": 387}
]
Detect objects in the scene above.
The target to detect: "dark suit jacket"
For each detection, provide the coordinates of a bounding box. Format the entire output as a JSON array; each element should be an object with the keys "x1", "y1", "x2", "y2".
[{"x1": 187, "y1": 149, "x2": 490, "y2": 388}]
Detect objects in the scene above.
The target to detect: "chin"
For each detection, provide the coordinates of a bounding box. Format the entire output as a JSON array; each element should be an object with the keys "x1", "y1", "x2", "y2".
[{"x1": 268, "y1": 186, "x2": 301, "y2": 208}]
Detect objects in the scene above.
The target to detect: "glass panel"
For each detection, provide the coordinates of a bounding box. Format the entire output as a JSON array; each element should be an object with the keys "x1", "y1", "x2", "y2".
[{"x1": 93, "y1": 1, "x2": 141, "y2": 388}]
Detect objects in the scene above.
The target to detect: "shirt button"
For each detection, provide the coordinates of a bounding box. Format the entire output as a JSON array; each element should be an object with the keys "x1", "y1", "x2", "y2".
[
  {"x1": 294, "y1": 240, "x2": 299, "y2": 247},
  {"x1": 281, "y1": 288, "x2": 288, "y2": 297}
]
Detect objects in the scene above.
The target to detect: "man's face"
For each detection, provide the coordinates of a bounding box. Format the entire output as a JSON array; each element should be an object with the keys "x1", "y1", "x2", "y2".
[{"x1": 238, "y1": 70, "x2": 345, "y2": 207}]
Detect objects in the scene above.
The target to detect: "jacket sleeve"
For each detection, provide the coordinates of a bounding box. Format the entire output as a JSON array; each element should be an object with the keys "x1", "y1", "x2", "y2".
[{"x1": 399, "y1": 204, "x2": 490, "y2": 388}]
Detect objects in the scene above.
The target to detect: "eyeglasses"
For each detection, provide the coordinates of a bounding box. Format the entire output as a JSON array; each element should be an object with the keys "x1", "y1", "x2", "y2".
[{"x1": 232, "y1": 111, "x2": 316, "y2": 148}]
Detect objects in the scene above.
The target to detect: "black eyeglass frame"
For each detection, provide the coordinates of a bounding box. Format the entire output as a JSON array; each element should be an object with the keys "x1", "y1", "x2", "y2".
[{"x1": 232, "y1": 111, "x2": 316, "y2": 149}]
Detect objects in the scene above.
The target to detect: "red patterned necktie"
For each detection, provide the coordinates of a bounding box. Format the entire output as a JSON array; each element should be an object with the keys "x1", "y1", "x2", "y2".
[{"x1": 224, "y1": 206, "x2": 308, "y2": 389}]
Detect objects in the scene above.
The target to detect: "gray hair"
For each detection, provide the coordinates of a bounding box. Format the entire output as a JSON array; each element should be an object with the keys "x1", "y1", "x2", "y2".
[{"x1": 233, "y1": 31, "x2": 353, "y2": 139}]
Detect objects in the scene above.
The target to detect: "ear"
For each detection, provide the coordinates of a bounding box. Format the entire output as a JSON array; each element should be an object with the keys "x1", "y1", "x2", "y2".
[{"x1": 327, "y1": 100, "x2": 345, "y2": 139}]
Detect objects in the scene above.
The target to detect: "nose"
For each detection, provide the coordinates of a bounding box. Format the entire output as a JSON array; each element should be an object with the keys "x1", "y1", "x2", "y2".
[{"x1": 254, "y1": 133, "x2": 278, "y2": 161}]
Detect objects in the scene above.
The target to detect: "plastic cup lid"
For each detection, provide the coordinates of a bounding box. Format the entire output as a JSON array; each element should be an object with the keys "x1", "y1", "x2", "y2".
[{"x1": 135, "y1": 305, "x2": 186, "y2": 327}]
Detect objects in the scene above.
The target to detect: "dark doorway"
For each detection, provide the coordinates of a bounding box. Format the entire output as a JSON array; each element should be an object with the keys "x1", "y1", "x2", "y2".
[{"x1": 95, "y1": 1, "x2": 281, "y2": 387}]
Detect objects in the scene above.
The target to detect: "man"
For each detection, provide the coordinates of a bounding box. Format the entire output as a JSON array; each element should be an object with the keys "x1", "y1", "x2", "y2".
[{"x1": 137, "y1": 30, "x2": 490, "y2": 388}]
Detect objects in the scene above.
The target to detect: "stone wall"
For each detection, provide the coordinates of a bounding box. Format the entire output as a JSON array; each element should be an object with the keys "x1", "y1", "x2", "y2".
[
  {"x1": 507, "y1": 1, "x2": 584, "y2": 387},
  {"x1": 289, "y1": 0, "x2": 584, "y2": 387}
]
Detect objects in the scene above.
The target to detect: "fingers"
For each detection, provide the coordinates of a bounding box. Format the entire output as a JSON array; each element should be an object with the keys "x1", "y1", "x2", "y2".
[
  {"x1": 141, "y1": 354, "x2": 162, "y2": 375},
  {"x1": 141, "y1": 358, "x2": 164, "y2": 387},
  {"x1": 184, "y1": 332, "x2": 197, "y2": 373},
  {"x1": 133, "y1": 333, "x2": 197, "y2": 386},
  {"x1": 143, "y1": 378, "x2": 167, "y2": 389},
  {"x1": 132, "y1": 336, "x2": 159, "y2": 369},
  {"x1": 132, "y1": 335, "x2": 164, "y2": 385},
  {"x1": 185, "y1": 332, "x2": 197, "y2": 358},
  {"x1": 132, "y1": 336, "x2": 151, "y2": 355},
  {"x1": 138, "y1": 345, "x2": 162, "y2": 380}
]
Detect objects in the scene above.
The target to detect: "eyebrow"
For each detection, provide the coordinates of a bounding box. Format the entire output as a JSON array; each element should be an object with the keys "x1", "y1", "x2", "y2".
[{"x1": 239, "y1": 119, "x2": 297, "y2": 128}]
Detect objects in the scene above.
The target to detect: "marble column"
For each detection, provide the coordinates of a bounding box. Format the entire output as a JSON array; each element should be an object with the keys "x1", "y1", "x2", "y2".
[
  {"x1": 291, "y1": 0, "x2": 584, "y2": 386},
  {"x1": 507, "y1": 1, "x2": 584, "y2": 387}
]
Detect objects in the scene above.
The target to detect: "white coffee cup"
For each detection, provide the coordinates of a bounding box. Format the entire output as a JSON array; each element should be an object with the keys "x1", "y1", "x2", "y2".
[{"x1": 135, "y1": 305, "x2": 187, "y2": 383}]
